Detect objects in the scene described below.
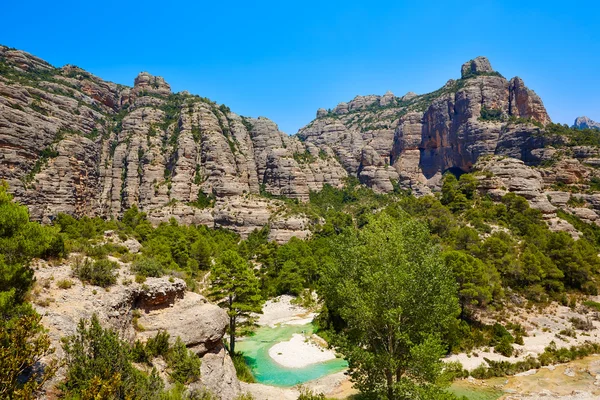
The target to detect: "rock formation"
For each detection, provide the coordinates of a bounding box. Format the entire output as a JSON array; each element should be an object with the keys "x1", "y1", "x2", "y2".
[
  {"x1": 299, "y1": 56, "x2": 552, "y2": 194},
  {"x1": 3, "y1": 46, "x2": 600, "y2": 237},
  {"x1": 574, "y1": 116, "x2": 600, "y2": 130},
  {"x1": 0, "y1": 45, "x2": 345, "y2": 240},
  {"x1": 33, "y1": 256, "x2": 240, "y2": 399}
]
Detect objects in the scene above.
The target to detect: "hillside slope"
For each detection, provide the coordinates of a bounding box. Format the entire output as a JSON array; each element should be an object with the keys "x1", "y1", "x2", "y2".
[{"x1": 3, "y1": 46, "x2": 600, "y2": 238}]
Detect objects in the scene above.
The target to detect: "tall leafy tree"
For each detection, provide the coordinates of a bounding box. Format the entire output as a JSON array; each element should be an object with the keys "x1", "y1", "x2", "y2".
[
  {"x1": 320, "y1": 213, "x2": 460, "y2": 400},
  {"x1": 209, "y1": 250, "x2": 263, "y2": 354}
]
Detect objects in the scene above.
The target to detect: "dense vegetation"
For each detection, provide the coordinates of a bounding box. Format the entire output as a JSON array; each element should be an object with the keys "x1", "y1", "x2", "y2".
[
  {"x1": 4, "y1": 163, "x2": 600, "y2": 399},
  {"x1": 0, "y1": 182, "x2": 63, "y2": 399}
]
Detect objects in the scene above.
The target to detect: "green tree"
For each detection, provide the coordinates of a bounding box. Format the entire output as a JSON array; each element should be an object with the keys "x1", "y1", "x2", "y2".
[
  {"x1": 0, "y1": 182, "x2": 60, "y2": 398},
  {"x1": 319, "y1": 213, "x2": 460, "y2": 400},
  {"x1": 441, "y1": 174, "x2": 468, "y2": 212},
  {"x1": 443, "y1": 250, "x2": 502, "y2": 307},
  {"x1": 209, "y1": 250, "x2": 263, "y2": 354},
  {"x1": 61, "y1": 314, "x2": 164, "y2": 399},
  {"x1": 0, "y1": 313, "x2": 58, "y2": 400}
]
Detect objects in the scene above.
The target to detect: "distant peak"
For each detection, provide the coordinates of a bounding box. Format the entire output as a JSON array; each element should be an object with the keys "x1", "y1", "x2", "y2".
[
  {"x1": 573, "y1": 116, "x2": 600, "y2": 130},
  {"x1": 461, "y1": 56, "x2": 494, "y2": 78}
]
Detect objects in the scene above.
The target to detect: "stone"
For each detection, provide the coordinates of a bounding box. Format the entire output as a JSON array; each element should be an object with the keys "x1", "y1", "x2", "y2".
[
  {"x1": 461, "y1": 56, "x2": 494, "y2": 77},
  {"x1": 197, "y1": 344, "x2": 241, "y2": 400},
  {"x1": 574, "y1": 116, "x2": 600, "y2": 130},
  {"x1": 0, "y1": 46, "x2": 596, "y2": 244},
  {"x1": 31, "y1": 261, "x2": 240, "y2": 396}
]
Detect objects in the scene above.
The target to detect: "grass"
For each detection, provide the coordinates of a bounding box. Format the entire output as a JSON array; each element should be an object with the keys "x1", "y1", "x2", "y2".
[
  {"x1": 231, "y1": 352, "x2": 256, "y2": 383},
  {"x1": 57, "y1": 279, "x2": 74, "y2": 289},
  {"x1": 583, "y1": 300, "x2": 600, "y2": 312}
]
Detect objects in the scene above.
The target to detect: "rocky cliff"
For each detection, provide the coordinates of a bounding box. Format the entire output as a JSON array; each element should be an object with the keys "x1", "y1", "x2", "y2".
[
  {"x1": 33, "y1": 253, "x2": 241, "y2": 399},
  {"x1": 574, "y1": 116, "x2": 600, "y2": 130},
  {"x1": 298, "y1": 56, "x2": 551, "y2": 195},
  {"x1": 0, "y1": 45, "x2": 345, "y2": 241},
  {"x1": 3, "y1": 46, "x2": 600, "y2": 237}
]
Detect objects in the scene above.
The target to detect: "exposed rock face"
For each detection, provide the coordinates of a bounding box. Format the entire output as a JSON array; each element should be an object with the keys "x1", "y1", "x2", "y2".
[
  {"x1": 301, "y1": 56, "x2": 551, "y2": 194},
  {"x1": 508, "y1": 77, "x2": 551, "y2": 125},
  {"x1": 0, "y1": 45, "x2": 346, "y2": 239},
  {"x1": 574, "y1": 116, "x2": 600, "y2": 130},
  {"x1": 33, "y1": 259, "x2": 240, "y2": 399},
  {"x1": 461, "y1": 56, "x2": 494, "y2": 77},
  {"x1": 3, "y1": 46, "x2": 594, "y2": 238}
]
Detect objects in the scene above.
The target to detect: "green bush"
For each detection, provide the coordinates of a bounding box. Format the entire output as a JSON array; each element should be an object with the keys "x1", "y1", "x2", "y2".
[
  {"x1": 167, "y1": 337, "x2": 201, "y2": 384},
  {"x1": 57, "y1": 279, "x2": 74, "y2": 289},
  {"x1": 495, "y1": 336, "x2": 514, "y2": 357},
  {"x1": 147, "y1": 330, "x2": 171, "y2": 358},
  {"x1": 72, "y1": 258, "x2": 118, "y2": 287},
  {"x1": 231, "y1": 352, "x2": 256, "y2": 383},
  {"x1": 61, "y1": 314, "x2": 164, "y2": 398},
  {"x1": 479, "y1": 105, "x2": 504, "y2": 122},
  {"x1": 132, "y1": 257, "x2": 165, "y2": 277}
]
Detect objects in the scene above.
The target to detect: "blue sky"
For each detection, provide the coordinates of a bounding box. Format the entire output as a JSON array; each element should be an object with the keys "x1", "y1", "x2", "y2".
[{"x1": 2, "y1": 1, "x2": 598, "y2": 134}]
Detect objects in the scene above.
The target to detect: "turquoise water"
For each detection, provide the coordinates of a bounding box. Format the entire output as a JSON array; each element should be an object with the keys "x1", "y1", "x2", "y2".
[{"x1": 236, "y1": 323, "x2": 348, "y2": 387}]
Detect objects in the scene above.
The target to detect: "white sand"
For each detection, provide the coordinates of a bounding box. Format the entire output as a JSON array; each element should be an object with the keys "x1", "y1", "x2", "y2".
[
  {"x1": 446, "y1": 302, "x2": 600, "y2": 371},
  {"x1": 257, "y1": 295, "x2": 314, "y2": 327},
  {"x1": 268, "y1": 333, "x2": 337, "y2": 368}
]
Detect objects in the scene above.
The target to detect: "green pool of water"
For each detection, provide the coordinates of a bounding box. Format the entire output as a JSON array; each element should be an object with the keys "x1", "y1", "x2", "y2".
[{"x1": 236, "y1": 323, "x2": 348, "y2": 387}]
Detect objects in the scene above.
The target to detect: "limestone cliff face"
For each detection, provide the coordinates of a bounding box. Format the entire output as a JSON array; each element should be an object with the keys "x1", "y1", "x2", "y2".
[
  {"x1": 574, "y1": 116, "x2": 600, "y2": 130},
  {"x1": 0, "y1": 45, "x2": 346, "y2": 240},
  {"x1": 0, "y1": 47, "x2": 585, "y2": 237},
  {"x1": 299, "y1": 56, "x2": 551, "y2": 194}
]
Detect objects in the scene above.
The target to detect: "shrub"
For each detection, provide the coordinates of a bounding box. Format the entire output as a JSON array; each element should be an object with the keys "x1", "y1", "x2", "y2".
[
  {"x1": 231, "y1": 352, "x2": 256, "y2": 383},
  {"x1": 132, "y1": 257, "x2": 165, "y2": 277},
  {"x1": 146, "y1": 330, "x2": 170, "y2": 358},
  {"x1": 479, "y1": 105, "x2": 504, "y2": 122},
  {"x1": 583, "y1": 300, "x2": 600, "y2": 312},
  {"x1": 495, "y1": 336, "x2": 514, "y2": 357},
  {"x1": 61, "y1": 314, "x2": 164, "y2": 398},
  {"x1": 72, "y1": 258, "x2": 118, "y2": 287},
  {"x1": 56, "y1": 279, "x2": 74, "y2": 289},
  {"x1": 167, "y1": 338, "x2": 201, "y2": 384},
  {"x1": 570, "y1": 316, "x2": 594, "y2": 331},
  {"x1": 297, "y1": 389, "x2": 326, "y2": 400}
]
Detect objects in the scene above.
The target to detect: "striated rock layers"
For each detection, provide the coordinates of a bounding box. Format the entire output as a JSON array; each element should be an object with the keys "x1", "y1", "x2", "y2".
[
  {"x1": 574, "y1": 116, "x2": 600, "y2": 130},
  {"x1": 0, "y1": 45, "x2": 345, "y2": 240},
  {"x1": 299, "y1": 56, "x2": 552, "y2": 194},
  {"x1": 0, "y1": 47, "x2": 578, "y2": 236}
]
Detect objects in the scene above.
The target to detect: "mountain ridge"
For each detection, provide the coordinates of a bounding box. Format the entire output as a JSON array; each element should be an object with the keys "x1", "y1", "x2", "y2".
[{"x1": 3, "y1": 45, "x2": 600, "y2": 241}]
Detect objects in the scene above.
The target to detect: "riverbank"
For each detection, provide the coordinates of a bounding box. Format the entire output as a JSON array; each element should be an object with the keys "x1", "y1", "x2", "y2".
[{"x1": 238, "y1": 295, "x2": 356, "y2": 398}]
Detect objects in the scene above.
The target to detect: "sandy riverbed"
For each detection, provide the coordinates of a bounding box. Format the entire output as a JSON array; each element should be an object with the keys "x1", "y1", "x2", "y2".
[
  {"x1": 257, "y1": 295, "x2": 317, "y2": 327},
  {"x1": 268, "y1": 333, "x2": 337, "y2": 368}
]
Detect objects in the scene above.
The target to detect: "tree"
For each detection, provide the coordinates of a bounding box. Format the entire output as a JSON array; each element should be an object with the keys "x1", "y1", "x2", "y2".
[
  {"x1": 443, "y1": 250, "x2": 502, "y2": 307},
  {"x1": 209, "y1": 250, "x2": 263, "y2": 354},
  {"x1": 61, "y1": 314, "x2": 164, "y2": 399},
  {"x1": 319, "y1": 213, "x2": 460, "y2": 399},
  {"x1": 0, "y1": 182, "x2": 60, "y2": 398},
  {"x1": 0, "y1": 313, "x2": 58, "y2": 400}
]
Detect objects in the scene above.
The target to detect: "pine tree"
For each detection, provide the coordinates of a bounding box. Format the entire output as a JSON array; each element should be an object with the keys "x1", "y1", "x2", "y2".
[
  {"x1": 209, "y1": 250, "x2": 263, "y2": 354},
  {"x1": 0, "y1": 182, "x2": 61, "y2": 398}
]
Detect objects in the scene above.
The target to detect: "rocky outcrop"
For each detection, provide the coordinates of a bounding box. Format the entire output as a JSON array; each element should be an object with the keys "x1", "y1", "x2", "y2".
[
  {"x1": 508, "y1": 77, "x2": 551, "y2": 125},
  {"x1": 0, "y1": 46, "x2": 345, "y2": 239},
  {"x1": 301, "y1": 56, "x2": 552, "y2": 194},
  {"x1": 461, "y1": 56, "x2": 494, "y2": 77},
  {"x1": 3, "y1": 46, "x2": 596, "y2": 239},
  {"x1": 574, "y1": 116, "x2": 600, "y2": 130},
  {"x1": 33, "y1": 257, "x2": 240, "y2": 399}
]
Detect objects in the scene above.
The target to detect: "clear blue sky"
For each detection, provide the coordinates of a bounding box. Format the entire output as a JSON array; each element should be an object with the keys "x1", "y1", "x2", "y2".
[{"x1": 2, "y1": 0, "x2": 598, "y2": 134}]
